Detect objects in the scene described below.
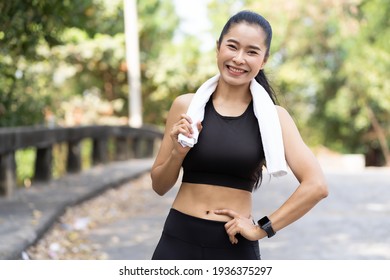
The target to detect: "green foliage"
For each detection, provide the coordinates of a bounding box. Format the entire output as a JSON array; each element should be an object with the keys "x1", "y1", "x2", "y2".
[
  {"x1": 15, "y1": 148, "x2": 35, "y2": 187},
  {"x1": 1, "y1": 0, "x2": 389, "y2": 165},
  {"x1": 138, "y1": 0, "x2": 179, "y2": 60},
  {"x1": 0, "y1": 0, "x2": 94, "y2": 59},
  {"x1": 52, "y1": 33, "x2": 128, "y2": 102},
  {"x1": 235, "y1": 0, "x2": 390, "y2": 165},
  {"x1": 144, "y1": 37, "x2": 217, "y2": 125},
  {"x1": 0, "y1": 0, "x2": 96, "y2": 126},
  {"x1": 0, "y1": 0, "x2": 207, "y2": 127}
]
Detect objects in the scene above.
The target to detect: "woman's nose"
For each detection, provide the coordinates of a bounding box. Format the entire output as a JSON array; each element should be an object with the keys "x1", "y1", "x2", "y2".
[{"x1": 232, "y1": 51, "x2": 245, "y2": 64}]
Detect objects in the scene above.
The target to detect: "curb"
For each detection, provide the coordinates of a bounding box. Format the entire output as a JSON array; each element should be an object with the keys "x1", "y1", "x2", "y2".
[{"x1": 0, "y1": 158, "x2": 154, "y2": 260}]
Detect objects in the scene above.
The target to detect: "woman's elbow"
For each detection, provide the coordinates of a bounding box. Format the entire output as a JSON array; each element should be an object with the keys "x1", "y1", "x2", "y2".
[
  {"x1": 151, "y1": 177, "x2": 162, "y2": 197},
  {"x1": 312, "y1": 179, "x2": 329, "y2": 201},
  {"x1": 153, "y1": 187, "x2": 165, "y2": 196},
  {"x1": 150, "y1": 172, "x2": 169, "y2": 196},
  {"x1": 152, "y1": 183, "x2": 167, "y2": 196}
]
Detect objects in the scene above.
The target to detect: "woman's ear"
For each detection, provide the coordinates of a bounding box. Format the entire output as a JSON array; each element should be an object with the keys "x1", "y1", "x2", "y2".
[{"x1": 215, "y1": 40, "x2": 220, "y2": 55}]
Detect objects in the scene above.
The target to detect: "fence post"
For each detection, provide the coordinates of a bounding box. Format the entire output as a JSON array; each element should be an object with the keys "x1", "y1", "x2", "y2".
[
  {"x1": 132, "y1": 137, "x2": 143, "y2": 158},
  {"x1": 115, "y1": 137, "x2": 130, "y2": 161},
  {"x1": 0, "y1": 152, "x2": 16, "y2": 196},
  {"x1": 92, "y1": 138, "x2": 109, "y2": 165},
  {"x1": 67, "y1": 140, "x2": 82, "y2": 173},
  {"x1": 145, "y1": 138, "x2": 155, "y2": 157},
  {"x1": 34, "y1": 146, "x2": 53, "y2": 182}
]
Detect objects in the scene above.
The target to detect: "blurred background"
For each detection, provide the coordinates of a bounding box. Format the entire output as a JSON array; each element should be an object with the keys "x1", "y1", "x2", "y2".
[{"x1": 1, "y1": 0, "x2": 389, "y2": 186}]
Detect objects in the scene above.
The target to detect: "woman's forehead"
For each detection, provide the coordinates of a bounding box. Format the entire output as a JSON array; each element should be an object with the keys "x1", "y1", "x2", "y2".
[{"x1": 223, "y1": 22, "x2": 267, "y2": 45}]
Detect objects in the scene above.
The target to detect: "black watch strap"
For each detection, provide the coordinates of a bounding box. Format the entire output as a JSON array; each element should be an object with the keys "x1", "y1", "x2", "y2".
[{"x1": 257, "y1": 216, "x2": 276, "y2": 238}]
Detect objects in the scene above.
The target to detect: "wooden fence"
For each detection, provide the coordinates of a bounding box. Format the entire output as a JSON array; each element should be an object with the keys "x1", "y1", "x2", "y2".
[{"x1": 0, "y1": 125, "x2": 163, "y2": 197}]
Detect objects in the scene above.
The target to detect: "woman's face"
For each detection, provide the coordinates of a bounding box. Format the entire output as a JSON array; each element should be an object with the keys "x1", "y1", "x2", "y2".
[{"x1": 217, "y1": 22, "x2": 268, "y2": 87}]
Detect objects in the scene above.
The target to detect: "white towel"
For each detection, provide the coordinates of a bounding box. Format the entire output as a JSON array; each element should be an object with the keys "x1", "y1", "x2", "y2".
[{"x1": 178, "y1": 74, "x2": 288, "y2": 177}]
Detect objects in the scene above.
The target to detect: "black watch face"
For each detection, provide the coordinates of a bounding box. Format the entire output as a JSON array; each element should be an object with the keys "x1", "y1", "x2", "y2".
[{"x1": 259, "y1": 216, "x2": 270, "y2": 226}]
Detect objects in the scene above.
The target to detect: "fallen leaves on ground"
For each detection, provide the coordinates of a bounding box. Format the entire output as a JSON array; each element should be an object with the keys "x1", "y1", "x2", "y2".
[{"x1": 26, "y1": 173, "x2": 153, "y2": 260}]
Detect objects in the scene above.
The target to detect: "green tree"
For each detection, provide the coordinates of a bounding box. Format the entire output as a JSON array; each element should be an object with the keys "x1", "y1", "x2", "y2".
[
  {"x1": 334, "y1": 0, "x2": 390, "y2": 165},
  {"x1": 234, "y1": 0, "x2": 390, "y2": 166},
  {"x1": 0, "y1": 0, "x2": 216, "y2": 128},
  {"x1": 0, "y1": 0, "x2": 98, "y2": 126}
]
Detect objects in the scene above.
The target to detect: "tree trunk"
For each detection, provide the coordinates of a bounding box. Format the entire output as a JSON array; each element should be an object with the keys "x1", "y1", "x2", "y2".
[{"x1": 366, "y1": 105, "x2": 390, "y2": 166}]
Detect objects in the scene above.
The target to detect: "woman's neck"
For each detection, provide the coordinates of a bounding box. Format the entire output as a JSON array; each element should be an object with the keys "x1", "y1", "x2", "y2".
[
  {"x1": 213, "y1": 78, "x2": 252, "y2": 103},
  {"x1": 212, "y1": 78, "x2": 252, "y2": 116}
]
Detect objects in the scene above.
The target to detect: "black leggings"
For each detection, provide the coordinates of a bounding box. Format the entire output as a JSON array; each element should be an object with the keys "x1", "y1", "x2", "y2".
[{"x1": 152, "y1": 208, "x2": 261, "y2": 260}]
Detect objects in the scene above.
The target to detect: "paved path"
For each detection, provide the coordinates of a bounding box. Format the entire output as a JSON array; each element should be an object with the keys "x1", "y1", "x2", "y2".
[
  {"x1": 79, "y1": 168, "x2": 390, "y2": 260},
  {"x1": 0, "y1": 158, "x2": 155, "y2": 260},
  {"x1": 254, "y1": 168, "x2": 390, "y2": 259},
  {"x1": 1, "y1": 159, "x2": 389, "y2": 260}
]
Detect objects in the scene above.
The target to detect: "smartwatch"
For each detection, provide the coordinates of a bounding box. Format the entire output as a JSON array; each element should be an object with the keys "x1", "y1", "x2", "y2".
[{"x1": 257, "y1": 216, "x2": 276, "y2": 238}]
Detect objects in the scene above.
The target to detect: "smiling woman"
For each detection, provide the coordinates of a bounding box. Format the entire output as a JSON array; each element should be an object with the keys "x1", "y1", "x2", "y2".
[
  {"x1": 150, "y1": 10, "x2": 328, "y2": 260},
  {"x1": 216, "y1": 22, "x2": 268, "y2": 87}
]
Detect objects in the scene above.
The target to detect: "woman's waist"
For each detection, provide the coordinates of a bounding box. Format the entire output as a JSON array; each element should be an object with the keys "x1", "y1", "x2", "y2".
[
  {"x1": 162, "y1": 208, "x2": 258, "y2": 248},
  {"x1": 172, "y1": 182, "x2": 252, "y2": 222}
]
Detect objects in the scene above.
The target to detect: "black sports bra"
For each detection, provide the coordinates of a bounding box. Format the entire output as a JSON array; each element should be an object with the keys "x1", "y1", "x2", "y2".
[{"x1": 182, "y1": 98, "x2": 265, "y2": 192}]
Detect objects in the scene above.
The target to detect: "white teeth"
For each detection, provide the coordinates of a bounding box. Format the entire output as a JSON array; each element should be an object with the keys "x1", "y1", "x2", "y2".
[{"x1": 229, "y1": 66, "x2": 244, "y2": 73}]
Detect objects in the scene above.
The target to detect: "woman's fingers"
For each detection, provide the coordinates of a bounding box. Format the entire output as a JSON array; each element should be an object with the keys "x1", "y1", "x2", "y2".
[
  {"x1": 215, "y1": 209, "x2": 258, "y2": 244},
  {"x1": 215, "y1": 209, "x2": 241, "y2": 244},
  {"x1": 214, "y1": 209, "x2": 239, "y2": 219},
  {"x1": 179, "y1": 114, "x2": 194, "y2": 135},
  {"x1": 222, "y1": 219, "x2": 238, "y2": 244},
  {"x1": 180, "y1": 113, "x2": 193, "y2": 124},
  {"x1": 170, "y1": 115, "x2": 193, "y2": 139}
]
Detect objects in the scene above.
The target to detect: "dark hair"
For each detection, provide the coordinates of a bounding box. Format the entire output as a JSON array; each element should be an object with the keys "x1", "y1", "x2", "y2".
[{"x1": 217, "y1": 10, "x2": 277, "y2": 105}]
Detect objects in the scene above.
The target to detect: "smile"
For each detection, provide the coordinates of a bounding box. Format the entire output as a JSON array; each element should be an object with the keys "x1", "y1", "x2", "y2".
[{"x1": 227, "y1": 65, "x2": 247, "y2": 74}]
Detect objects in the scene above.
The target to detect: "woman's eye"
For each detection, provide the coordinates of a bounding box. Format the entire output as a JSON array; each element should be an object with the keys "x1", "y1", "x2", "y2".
[{"x1": 227, "y1": 44, "x2": 237, "y2": 50}]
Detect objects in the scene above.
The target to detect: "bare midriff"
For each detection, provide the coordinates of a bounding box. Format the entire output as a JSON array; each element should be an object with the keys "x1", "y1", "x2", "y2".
[{"x1": 172, "y1": 182, "x2": 253, "y2": 222}]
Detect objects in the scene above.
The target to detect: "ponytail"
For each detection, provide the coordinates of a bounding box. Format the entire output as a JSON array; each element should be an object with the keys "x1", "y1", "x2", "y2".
[{"x1": 255, "y1": 69, "x2": 277, "y2": 105}]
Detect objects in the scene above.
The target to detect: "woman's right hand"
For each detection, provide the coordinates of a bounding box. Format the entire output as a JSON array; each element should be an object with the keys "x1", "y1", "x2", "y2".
[{"x1": 169, "y1": 113, "x2": 202, "y2": 156}]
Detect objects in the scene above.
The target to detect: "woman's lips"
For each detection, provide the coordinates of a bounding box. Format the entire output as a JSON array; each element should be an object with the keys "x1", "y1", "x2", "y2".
[{"x1": 227, "y1": 65, "x2": 247, "y2": 75}]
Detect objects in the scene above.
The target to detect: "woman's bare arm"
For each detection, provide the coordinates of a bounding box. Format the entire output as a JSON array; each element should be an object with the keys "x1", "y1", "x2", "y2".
[
  {"x1": 267, "y1": 106, "x2": 329, "y2": 232},
  {"x1": 151, "y1": 94, "x2": 195, "y2": 196}
]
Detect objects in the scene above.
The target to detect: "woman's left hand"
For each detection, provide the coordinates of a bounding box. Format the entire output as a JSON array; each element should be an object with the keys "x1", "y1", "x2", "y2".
[{"x1": 214, "y1": 209, "x2": 260, "y2": 244}]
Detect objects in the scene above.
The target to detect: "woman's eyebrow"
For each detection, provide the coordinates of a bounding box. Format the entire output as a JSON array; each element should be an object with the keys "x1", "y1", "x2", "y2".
[{"x1": 226, "y1": 38, "x2": 262, "y2": 51}]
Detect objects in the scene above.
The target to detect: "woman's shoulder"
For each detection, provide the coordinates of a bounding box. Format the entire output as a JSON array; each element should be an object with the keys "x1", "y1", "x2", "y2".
[
  {"x1": 275, "y1": 105, "x2": 291, "y2": 118},
  {"x1": 171, "y1": 93, "x2": 195, "y2": 111},
  {"x1": 165, "y1": 93, "x2": 195, "y2": 118},
  {"x1": 275, "y1": 105, "x2": 295, "y2": 126},
  {"x1": 174, "y1": 93, "x2": 195, "y2": 104},
  {"x1": 275, "y1": 105, "x2": 287, "y2": 113}
]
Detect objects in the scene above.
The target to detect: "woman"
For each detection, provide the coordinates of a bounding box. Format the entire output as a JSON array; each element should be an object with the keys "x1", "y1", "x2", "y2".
[{"x1": 150, "y1": 10, "x2": 328, "y2": 260}]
